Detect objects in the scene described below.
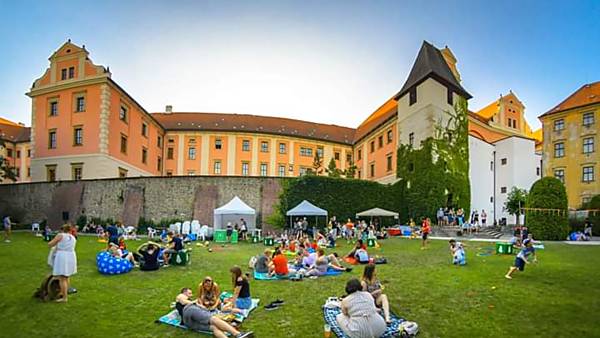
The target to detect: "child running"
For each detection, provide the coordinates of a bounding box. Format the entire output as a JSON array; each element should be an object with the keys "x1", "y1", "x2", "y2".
[{"x1": 505, "y1": 239, "x2": 537, "y2": 279}]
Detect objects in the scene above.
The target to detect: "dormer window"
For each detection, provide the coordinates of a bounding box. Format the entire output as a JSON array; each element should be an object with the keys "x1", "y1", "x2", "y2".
[{"x1": 409, "y1": 87, "x2": 417, "y2": 106}]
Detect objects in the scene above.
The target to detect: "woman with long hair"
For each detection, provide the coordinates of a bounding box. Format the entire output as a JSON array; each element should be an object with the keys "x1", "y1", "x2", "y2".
[
  {"x1": 48, "y1": 224, "x2": 77, "y2": 302},
  {"x1": 361, "y1": 263, "x2": 391, "y2": 323},
  {"x1": 197, "y1": 276, "x2": 221, "y2": 311},
  {"x1": 227, "y1": 266, "x2": 252, "y2": 311}
]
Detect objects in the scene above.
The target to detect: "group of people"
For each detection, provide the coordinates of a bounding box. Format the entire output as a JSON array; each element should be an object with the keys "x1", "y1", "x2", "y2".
[
  {"x1": 174, "y1": 267, "x2": 254, "y2": 338},
  {"x1": 226, "y1": 218, "x2": 249, "y2": 241},
  {"x1": 568, "y1": 218, "x2": 594, "y2": 241}
]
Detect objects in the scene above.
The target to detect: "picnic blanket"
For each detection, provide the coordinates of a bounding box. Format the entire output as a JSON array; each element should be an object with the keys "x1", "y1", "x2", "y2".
[
  {"x1": 156, "y1": 295, "x2": 259, "y2": 334},
  {"x1": 254, "y1": 266, "x2": 343, "y2": 280},
  {"x1": 323, "y1": 300, "x2": 408, "y2": 338}
]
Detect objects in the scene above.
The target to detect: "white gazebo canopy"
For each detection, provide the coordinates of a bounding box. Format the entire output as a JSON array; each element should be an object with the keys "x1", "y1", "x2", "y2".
[
  {"x1": 213, "y1": 196, "x2": 256, "y2": 230},
  {"x1": 286, "y1": 200, "x2": 328, "y2": 216},
  {"x1": 356, "y1": 207, "x2": 399, "y2": 218}
]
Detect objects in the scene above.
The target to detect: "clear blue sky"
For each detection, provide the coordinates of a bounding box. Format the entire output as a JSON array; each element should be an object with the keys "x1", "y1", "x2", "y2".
[{"x1": 1, "y1": 0, "x2": 598, "y2": 129}]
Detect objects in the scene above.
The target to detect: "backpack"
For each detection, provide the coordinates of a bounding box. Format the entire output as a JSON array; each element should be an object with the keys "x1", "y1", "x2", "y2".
[
  {"x1": 33, "y1": 275, "x2": 61, "y2": 302},
  {"x1": 248, "y1": 255, "x2": 258, "y2": 269},
  {"x1": 399, "y1": 321, "x2": 419, "y2": 337}
]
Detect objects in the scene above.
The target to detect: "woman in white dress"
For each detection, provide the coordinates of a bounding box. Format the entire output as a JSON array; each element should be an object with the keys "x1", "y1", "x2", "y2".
[
  {"x1": 48, "y1": 224, "x2": 77, "y2": 302},
  {"x1": 336, "y1": 278, "x2": 387, "y2": 338}
]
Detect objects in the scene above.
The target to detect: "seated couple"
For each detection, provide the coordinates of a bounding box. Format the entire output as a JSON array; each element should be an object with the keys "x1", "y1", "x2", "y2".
[
  {"x1": 346, "y1": 240, "x2": 370, "y2": 264},
  {"x1": 336, "y1": 264, "x2": 392, "y2": 338},
  {"x1": 261, "y1": 248, "x2": 349, "y2": 278}
]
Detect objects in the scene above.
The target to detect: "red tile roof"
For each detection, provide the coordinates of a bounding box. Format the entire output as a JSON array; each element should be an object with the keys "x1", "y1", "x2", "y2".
[
  {"x1": 540, "y1": 81, "x2": 600, "y2": 118},
  {"x1": 152, "y1": 112, "x2": 355, "y2": 145},
  {"x1": 0, "y1": 123, "x2": 30, "y2": 143},
  {"x1": 353, "y1": 98, "x2": 397, "y2": 143}
]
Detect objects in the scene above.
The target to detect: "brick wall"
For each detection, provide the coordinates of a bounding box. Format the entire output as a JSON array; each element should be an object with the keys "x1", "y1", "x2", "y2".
[{"x1": 0, "y1": 176, "x2": 285, "y2": 231}]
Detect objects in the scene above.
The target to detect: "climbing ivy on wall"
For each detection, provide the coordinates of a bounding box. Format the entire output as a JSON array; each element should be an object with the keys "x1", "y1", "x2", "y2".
[{"x1": 396, "y1": 98, "x2": 471, "y2": 221}]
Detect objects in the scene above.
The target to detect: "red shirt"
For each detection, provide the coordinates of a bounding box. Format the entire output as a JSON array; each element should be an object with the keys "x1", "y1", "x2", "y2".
[
  {"x1": 272, "y1": 254, "x2": 289, "y2": 275},
  {"x1": 422, "y1": 223, "x2": 431, "y2": 234}
]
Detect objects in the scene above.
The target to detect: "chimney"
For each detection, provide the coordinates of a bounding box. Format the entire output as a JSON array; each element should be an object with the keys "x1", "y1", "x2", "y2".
[{"x1": 165, "y1": 105, "x2": 173, "y2": 114}]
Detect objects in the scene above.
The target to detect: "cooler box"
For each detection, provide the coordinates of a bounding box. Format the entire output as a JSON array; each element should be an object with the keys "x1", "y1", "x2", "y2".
[
  {"x1": 169, "y1": 249, "x2": 191, "y2": 265},
  {"x1": 387, "y1": 228, "x2": 401, "y2": 237},
  {"x1": 252, "y1": 235, "x2": 259, "y2": 243},
  {"x1": 230, "y1": 231, "x2": 239, "y2": 244},
  {"x1": 214, "y1": 229, "x2": 227, "y2": 243},
  {"x1": 367, "y1": 238, "x2": 376, "y2": 247},
  {"x1": 264, "y1": 237, "x2": 274, "y2": 246},
  {"x1": 496, "y1": 242, "x2": 513, "y2": 255}
]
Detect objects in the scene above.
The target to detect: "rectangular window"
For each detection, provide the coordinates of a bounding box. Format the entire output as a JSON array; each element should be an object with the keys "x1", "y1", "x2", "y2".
[
  {"x1": 167, "y1": 147, "x2": 174, "y2": 160},
  {"x1": 168, "y1": 138, "x2": 174, "y2": 143},
  {"x1": 166, "y1": 170, "x2": 172, "y2": 177},
  {"x1": 68, "y1": 66, "x2": 75, "y2": 79},
  {"x1": 357, "y1": 149, "x2": 362, "y2": 161},
  {"x1": 73, "y1": 127, "x2": 83, "y2": 146},
  {"x1": 61, "y1": 69, "x2": 67, "y2": 80},
  {"x1": 370, "y1": 141, "x2": 375, "y2": 153},
  {"x1": 119, "y1": 105, "x2": 128, "y2": 122},
  {"x1": 409, "y1": 87, "x2": 417, "y2": 106},
  {"x1": 583, "y1": 166, "x2": 595, "y2": 182},
  {"x1": 500, "y1": 187, "x2": 507, "y2": 194},
  {"x1": 554, "y1": 142, "x2": 565, "y2": 158},
  {"x1": 583, "y1": 137, "x2": 594, "y2": 154},
  {"x1": 27, "y1": 167, "x2": 30, "y2": 177},
  {"x1": 334, "y1": 152, "x2": 340, "y2": 161},
  {"x1": 278, "y1": 165, "x2": 285, "y2": 177},
  {"x1": 409, "y1": 133, "x2": 414, "y2": 147},
  {"x1": 370, "y1": 163, "x2": 375, "y2": 177},
  {"x1": 242, "y1": 140, "x2": 250, "y2": 151},
  {"x1": 513, "y1": 119, "x2": 518, "y2": 129},
  {"x1": 214, "y1": 161, "x2": 221, "y2": 175},
  {"x1": 142, "y1": 147, "x2": 148, "y2": 164},
  {"x1": 447, "y1": 88, "x2": 453, "y2": 106},
  {"x1": 536, "y1": 167, "x2": 540, "y2": 176},
  {"x1": 16, "y1": 150, "x2": 20, "y2": 159},
  {"x1": 583, "y1": 112, "x2": 595, "y2": 126},
  {"x1": 553, "y1": 119, "x2": 564, "y2": 131},
  {"x1": 71, "y1": 164, "x2": 83, "y2": 181},
  {"x1": 346, "y1": 154, "x2": 352, "y2": 163},
  {"x1": 378, "y1": 135, "x2": 383, "y2": 148},
  {"x1": 300, "y1": 147, "x2": 313, "y2": 157},
  {"x1": 386, "y1": 154, "x2": 393, "y2": 172},
  {"x1": 142, "y1": 122, "x2": 148, "y2": 137},
  {"x1": 241, "y1": 162, "x2": 249, "y2": 176},
  {"x1": 157, "y1": 136, "x2": 162, "y2": 148},
  {"x1": 387, "y1": 129, "x2": 393, "y2": 144},
  {"x1": 15, "y1": 167, "x2": 20, "y2": 179},
  {"x1": 27, "y1": 149, "x2": 31, "y2": 157},
  {"x1": 260, "y1": 163, "x2": 268, "y2": 176},
  {"x1": 120, "y1": 135, "x2": 127, "y2": 154},
  {"x1": 299, "y1": 167, "x2": 308, "y2": 176},
  {"x1": 49, "y1": 101, "x2": 58, "y2": 116},
  {"x1": 7, "y1": 149, "x2": 12, "y2": 157},
  {"x1": 157, "y1": 157, "x2": 162, "y2": 171},
  {"x1": 289, "y1": 164, "x2": 294, "y2": 172},
  {"x1": 358, "y1": 170, "x2": 362, "y2": 178},
  {"x1": 554, "y1": 169, "x2": 565, "y2": 183},
  {"x1": 118, "y1": 167, "x2": 128, "y2": 178},
  {"x1": 188, "y1": 147, "x2": 196, "y2": 160},
  {"x1": 215, "y1": 139, "x2": 222, "y2": 150},
  {"x1": 75, "y1": 96, "x2": 85, "y2": 112},
  {"x1": 48, "y1": 130, "x2": 57, "y2": 149},
  {"x1": 508, "y1": 118, "x2": 512, "y2": 128},
  {"x1": 279, "y1": 143, "x2": 286, "y2": 154},
  {"x1": 261, "y1": 141, "x2": 269, "y2": 153},
  {"x1": 46, "y1": 165, "x2": 57, "y2": 182},
  {"x1": 317, "y1": 147, "x2": 324, "y2": 158},
  {"x1": 501, "y1": 158, "x2": 507, "y2": 165}
]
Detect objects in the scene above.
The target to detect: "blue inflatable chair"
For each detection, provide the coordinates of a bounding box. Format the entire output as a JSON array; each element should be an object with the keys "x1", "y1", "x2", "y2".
[{"x1": 96, "y1": 251, "x2": 133, "y2": 275}]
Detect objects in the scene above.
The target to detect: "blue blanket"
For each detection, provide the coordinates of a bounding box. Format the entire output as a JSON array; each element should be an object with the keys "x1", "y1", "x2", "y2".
[
  {"x1": 254, "y1": 267, "x2": 343, "y2": 280},
  {"x1": 323, "y1": 303, "x2": 406, "y2": 338}
]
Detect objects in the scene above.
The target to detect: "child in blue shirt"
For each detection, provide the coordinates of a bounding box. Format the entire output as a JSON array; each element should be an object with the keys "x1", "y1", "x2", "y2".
[
  {"x1": 505, "y1": 239, "x2": 537, "y2": 279},
  {"x1": 449, "y1": 239, "x2": 466, "y2": 266}
]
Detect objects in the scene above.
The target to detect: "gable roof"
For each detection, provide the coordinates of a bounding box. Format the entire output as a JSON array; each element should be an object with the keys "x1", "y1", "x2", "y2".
[
  {"x1": 152, "y1": 112, "x2": 355, "y2": 145},
  {"x1": 540, "y1": 81, "x2": 600, "y2": 118},
  {"x1": 393, "y1": 41, "x2": 471, "y2": 101}
]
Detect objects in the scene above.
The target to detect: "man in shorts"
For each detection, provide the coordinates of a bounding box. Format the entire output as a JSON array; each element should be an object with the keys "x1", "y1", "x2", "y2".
[
  {"x1": 3, "y1": 215, "x2": 12, "y2": 243},
  {"x1": 163, "y1": 232, "x2": 183, "y2": 266},
  {"x1": 505, "y1": 239, "x2": 537, "y2": 279}
]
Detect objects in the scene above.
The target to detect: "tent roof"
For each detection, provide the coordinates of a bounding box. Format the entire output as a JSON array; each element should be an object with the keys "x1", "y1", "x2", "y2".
[
  {"x1": 214, "y1": 196, "x2": 256, "y2": 215},
  {"x1": 356, "y1": 208, "x2": 399, "y2": 218},
  {"x1": 286, "y1": 200, "x2": 328, "y2": 216}
]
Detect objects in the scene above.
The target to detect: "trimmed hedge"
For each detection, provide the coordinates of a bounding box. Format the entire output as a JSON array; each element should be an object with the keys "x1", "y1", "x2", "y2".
[{"x1": 525, "y1": 177, "x2": 569, "y2": 240}]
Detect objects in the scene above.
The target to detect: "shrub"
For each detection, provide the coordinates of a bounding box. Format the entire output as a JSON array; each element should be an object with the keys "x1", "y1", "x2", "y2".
[{"x1": 525, "y1": 177, "x2": 569, "y2": 240}]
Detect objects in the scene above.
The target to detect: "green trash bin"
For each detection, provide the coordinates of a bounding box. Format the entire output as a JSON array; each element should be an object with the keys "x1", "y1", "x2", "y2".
[
  {"x1": 214, "y1": 230, "x2": 227, "y2": 243},
  {"x1": 169, "y1": 249, "x2": 191, "y2": 266},
  {"x1": 252, "y1": 236, "x2": 259, "y2": 243},
  {"x1": 230, "y1": 231, "x2": 239, "y2": 244},
  {"x1": 496, "y1": 242, "x2": 513, "y2": 254},
  {"x1": 367, "y1": 238, "x2": 376, "y2": 247},
  {"x1": 264, "y1": 237, "x2": 274, "y2": 246}
]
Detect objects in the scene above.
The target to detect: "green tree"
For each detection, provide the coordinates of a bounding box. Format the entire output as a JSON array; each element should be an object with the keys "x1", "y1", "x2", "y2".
[
  {"x1": 525, "y1": 177, "x2": 569, "y2": 240},
  {"x1": 504, "y1": 187, "x2": 528, "y2": 225},
  {"x1": 311, "y1": 152, "x2": 324, "y2": 175},
  {"x1": 344, "y1": 160, "x2": 357, "y2": 179},
  {"x1": 0, "y1": 156, "x2": 16, "y2": 182},
  {"x1": 326, "y1": 158, "x2": 342, "y2": 178}
]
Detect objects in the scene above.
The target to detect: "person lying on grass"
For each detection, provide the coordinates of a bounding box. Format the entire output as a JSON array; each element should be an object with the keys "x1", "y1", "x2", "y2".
[
  {"x1": 505, "y1": 239, "x2": 537, "y2": 280},
  {"x1": 361, "y1": 263, "x2": 391, "y2": 324},
  {"x1": 197, "y1": 276, "x2": 221, "y2": 311},
  {"x1": 269, "y1": 248, "x2": 297, "y2": 277},
  {"x1": 223, "y1": 266, "x2": 253, "y2": 313},
  {"x1": 306, "y1": 248, "x2": 350, "y2": 276},
  {"x1": 107, "y1": 242, "x2": 137, "y2": 267},
  {"x1": 175, "y1": 288, "x2": 253, "y2": 338}
]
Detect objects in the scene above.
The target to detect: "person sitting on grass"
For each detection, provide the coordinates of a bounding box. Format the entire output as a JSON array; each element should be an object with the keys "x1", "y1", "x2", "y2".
[
  {"x1": 361, "y1": 263, "x2": 391, "y2": 324},
  {"x1": 254, "y1": 249, "x2": 271, "y2": 274},
  {"x1": 163, "y1": 232, "x2": 183, "y2": 266},
  {"x1": 175, "y1": 288, "x2": 253, "y2": 338},
  {"x1": 269, "y1": 248, "x2": 296, "y2": 277},
  {"x1": 307, "y1": 249, "x2": 350, "y2": 276},
  {"x1": 505, "y1": 239, "x2": 537, "y2": 280},
  {"x1": 223, "y1": 266, "x2": 252, "y2": 312},
  {"x1": 108, "y1": 242, "x2": 137, "y2": 267},
  {"x1": 197, "y1": 276, "x2": 221, "y2": 311},
  {"x1": 336, "y1": 278, "x2": 387, "y2": 338},
  {"x1": 137, "y1": 241, "x2": 161, "y2": 271},
  {"x1": 346, "y1": 239, "x2": 367, "y2": 259},
  {"x1": 448, "y1": 239, "x2": 466, "y2": 266}
]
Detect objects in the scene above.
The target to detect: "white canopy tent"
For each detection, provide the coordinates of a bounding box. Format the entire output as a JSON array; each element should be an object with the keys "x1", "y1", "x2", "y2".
[
  {"x1": 286, "y1": 200, "x2": 328, "y2": 228},
  {"x1": 356, "y1": 208, "x2": 399, "y2": 218},
  {"x1": 213, "y1": 196, "x2": 256, "y2": 230}
]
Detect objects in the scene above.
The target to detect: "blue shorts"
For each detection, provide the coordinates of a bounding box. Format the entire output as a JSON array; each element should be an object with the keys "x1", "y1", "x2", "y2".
[
  {"x1": 236, "y1": 297, "x2": 252, "y2": 309},
  {"x1": 514, "y1": 257, "x2": 526, "y2": 271}
]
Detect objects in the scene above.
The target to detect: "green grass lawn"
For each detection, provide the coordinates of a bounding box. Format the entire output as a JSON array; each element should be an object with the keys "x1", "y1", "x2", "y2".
[{"x1": 1, "y1": 233, "x2": 599, "y2": 338}]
